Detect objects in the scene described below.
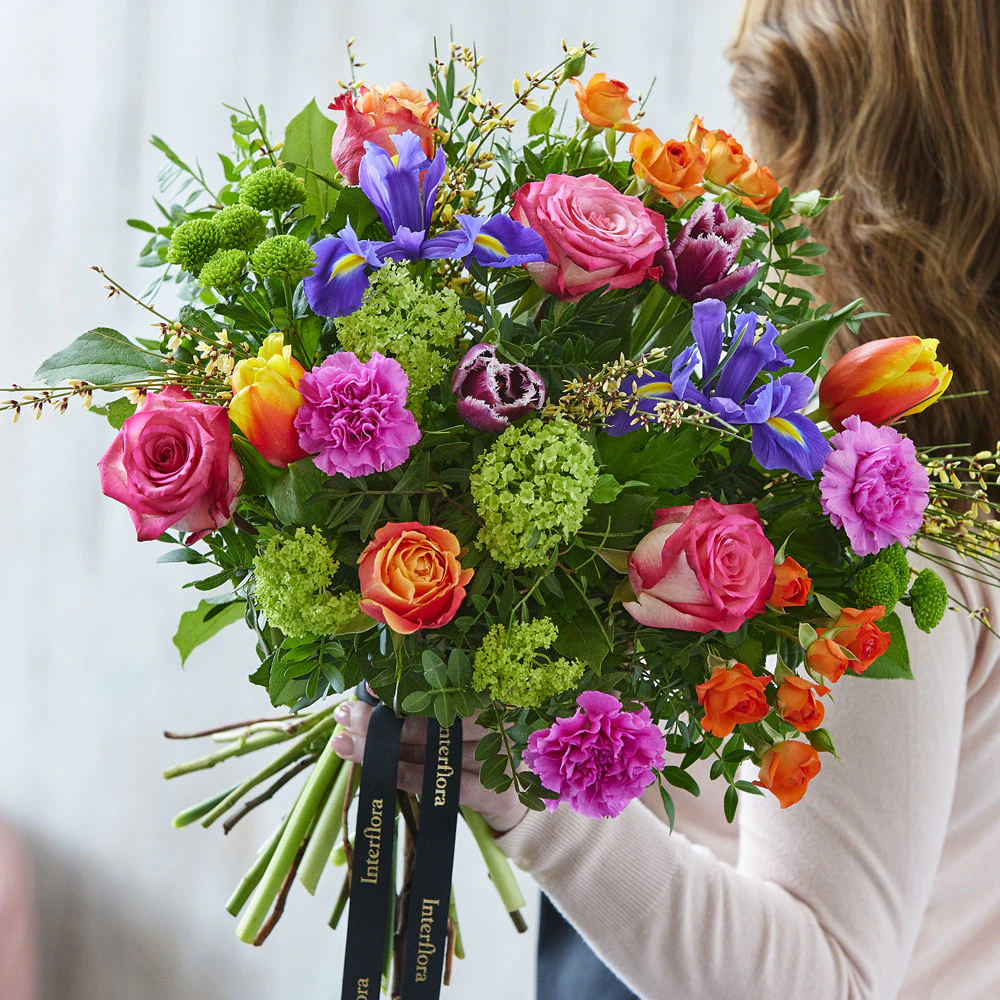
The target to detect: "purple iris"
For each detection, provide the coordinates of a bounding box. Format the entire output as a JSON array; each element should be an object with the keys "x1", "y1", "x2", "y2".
[
  {"x1": 451, "y1": 343, "x2": 546, "y2": 433},
  {"x1": 606, "y1": 298, "x2": 830, "y2": 479},
  {"x1": 304, "y1": 132, "x2": 547, "y2": 318},
  {"x1": 656, "y1": 202, "x2": 759, "y2": 303}
]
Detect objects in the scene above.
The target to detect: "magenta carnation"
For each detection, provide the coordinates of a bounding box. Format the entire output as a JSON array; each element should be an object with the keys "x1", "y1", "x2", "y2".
[
  {"x1": 294, "y1": 351, "x2": 420, "y2": 478},
  {"x1": 523, "y1": 691, "x2": 667, "y2": 819},
  {"x1": 819, "y1": 414, "x2": 930, "y2": 556}
]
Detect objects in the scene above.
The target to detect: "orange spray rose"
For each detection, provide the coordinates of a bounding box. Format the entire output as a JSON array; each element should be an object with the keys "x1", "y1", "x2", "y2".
[
  {"x1": 572, "y1": 73, "x2": 640, "y2": 132},
  {"x1": 753, "y1": 741, "x2": 822, "y2": 808},
  {"x1": 695, "y1": 662, "x2": 771, "y2": 738}
]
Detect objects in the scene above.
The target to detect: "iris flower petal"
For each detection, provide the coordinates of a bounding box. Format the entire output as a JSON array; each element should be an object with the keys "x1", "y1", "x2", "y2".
[
  {"x1": 691, "y1": 299, "x2": 726, "y2": 380},
  {"x1": 303, "y1": 224, "x2": 386, "y2": 318},
  {"x1": 455, "y1": 214, "x2": 548, "y2": 267},
  {"x1": 751, "y1": 411, "x2": 830, "y2": 479}
]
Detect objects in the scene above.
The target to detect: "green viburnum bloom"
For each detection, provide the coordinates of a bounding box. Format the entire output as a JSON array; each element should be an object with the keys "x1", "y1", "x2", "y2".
[
  {"x1": 249, "y1": 235, "x2": 317, "y2": 280},
  {"x1": 166, "y1": 219, "x2": 222, "y2": 275},
  {"x1": 470, "y1": 417, "x2": 599, "y2": 569},
  {"x1": 239, "y1": 166, "x2": 307, "y2": 212},
  {"x1": 472, "y1": 618, "x2": 584, "y2": 708},
  {"x1": 908, "y1": 568, "x2": 948, "y2": 633},
  {"x1": 198, "y1": 249, "x2": 248, "y2": 289},
  {"x1": 212, "y1": 203, "x2": 267, "y2": 251},
  {"x1": 253, "y1": 528, "x2": 362, "y2": 638},
  {"x1": 336, "y1": 263, "x2": 464, "y2": 419}
]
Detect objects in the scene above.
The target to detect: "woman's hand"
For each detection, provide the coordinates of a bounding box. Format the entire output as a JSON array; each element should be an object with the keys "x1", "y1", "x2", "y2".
[{"x1": 330, "y1": 700, "x2": 529, "y2": 834}]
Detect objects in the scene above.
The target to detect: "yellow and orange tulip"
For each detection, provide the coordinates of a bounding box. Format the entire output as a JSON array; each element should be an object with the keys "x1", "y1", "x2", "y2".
[
  {"x1": 229, "y1": 333, "x2": 308, "y2": 468},
  {"x1": 819, "y1": 336, "x2": 953, "y2": 430}
]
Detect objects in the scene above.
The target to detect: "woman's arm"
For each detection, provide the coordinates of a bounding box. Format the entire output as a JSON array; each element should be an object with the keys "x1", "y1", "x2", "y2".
[{"x1": 496, "y1": 607, "x2": 977, "y2": 999}]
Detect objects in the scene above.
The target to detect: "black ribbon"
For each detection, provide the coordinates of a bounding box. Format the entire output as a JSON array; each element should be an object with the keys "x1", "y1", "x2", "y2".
[
  {"x1": 401, "y1": 719, "x2": 463, "y2": 998},
  {"x1": 341, "y1": 697, "x2": 404, "y2": 1000}
]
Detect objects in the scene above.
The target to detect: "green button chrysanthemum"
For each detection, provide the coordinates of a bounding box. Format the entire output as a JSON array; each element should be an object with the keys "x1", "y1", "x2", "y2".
[
  {"x1": 909, "y1": 568, "x2": 948, "y2": 633},
  {"x1": 239, "y1": 166, "x2": 307, "y2": 212},
  {"x1": 853, "y1": 561, "x2": 903, "y2": 614},
  {"x1": 198, "y1": 249, "x2": 248, "y2": 289},
  {"x1": 470, "y1": 417, "x2": 599, "y2": 569},
  {"x1": 472, "y1": 618, "x2": 584, "y2": 708},
  {"x1": 166, "y1": 219, "x2": 222, "y2": 275},
  {"x1": 249, "y1": 235, "x2": 317, "y2": 280},
  {"x1": 253, "y1": 528, "x2": 362, "y2": 638},
  {"x1": 213, "y1": 203, "x2": 267, "y2": 251}
]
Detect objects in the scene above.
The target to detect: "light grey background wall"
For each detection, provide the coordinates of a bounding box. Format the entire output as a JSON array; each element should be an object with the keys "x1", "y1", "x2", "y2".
[{"x1": 0, "y1": 2, "x2": 744, "y2": 997}]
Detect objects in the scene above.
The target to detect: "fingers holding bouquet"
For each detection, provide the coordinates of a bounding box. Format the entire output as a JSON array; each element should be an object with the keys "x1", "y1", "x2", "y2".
[{"x1": 330, "y1": 698, "x2": 528, "y2": 834}]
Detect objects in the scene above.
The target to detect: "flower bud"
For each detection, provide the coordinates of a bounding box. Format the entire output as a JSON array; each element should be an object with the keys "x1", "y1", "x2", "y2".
[
  {"x1": 571, "y1": 73, "x2": 640, "y2": 133},
  {"x1": 451, "y1": 343, "x2": 546, "y2": 433},
  {"x1": 818, "y1": 336, "x2": 953, "y2": 430}
]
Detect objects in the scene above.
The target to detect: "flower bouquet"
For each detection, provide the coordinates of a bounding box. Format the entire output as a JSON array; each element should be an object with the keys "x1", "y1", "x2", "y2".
[{"x1": 6, "y1": 35, "x2": 999, "y2": 1000}]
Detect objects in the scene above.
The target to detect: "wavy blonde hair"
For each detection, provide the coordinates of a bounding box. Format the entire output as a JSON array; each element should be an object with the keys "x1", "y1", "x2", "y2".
[{"x1": 729, "y1": 0, "x2": 1000, "y2": 449}]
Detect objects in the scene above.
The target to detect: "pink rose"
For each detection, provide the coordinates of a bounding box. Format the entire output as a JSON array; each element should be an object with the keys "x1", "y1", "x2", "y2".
[
  {"x1": 98, "y1": 386, "x2": 243, "y2": 544},
  {"x1": 624, "y1": 498, "x2": 775, "y2": 632},
  {"x1": 511, "y1": 173, "x2": 665, "y2": 300}
]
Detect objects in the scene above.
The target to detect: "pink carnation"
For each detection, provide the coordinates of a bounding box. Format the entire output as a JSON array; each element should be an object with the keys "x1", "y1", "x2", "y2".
[
  {"x1": 819, "y1": 414, "x2": 929, "y2": 556},
  {"x1": 523, "y1": 691, "x2": 667, "y2": 819},
  {"x1": 294, "y1": 351, "x2": 420, "y2": 478}
]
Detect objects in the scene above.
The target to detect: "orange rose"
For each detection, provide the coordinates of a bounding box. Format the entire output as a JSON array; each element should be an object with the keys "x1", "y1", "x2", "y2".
[
  {"x1": 687, "y1": 115, "x2": 780, "y2": 211},
  {"x1": 695, "y1": 662, "x2": 771, "y2": 738},
  {"x1": 358, "y1": 522, "x2": 473, "y2": 635},
  {"x1": 768, "y1": 556, "x2": 812, "y2": 609},
  {"x1": 572, "y1": 73, "x2": 640, "y2": 133},
  {"x1": 330, "y1": 82, "x2": 438, "y2": 185},
  {"x1": 732, "y1": 158, "x2": 781, "y2": 212},
  {"x1": 805, "y1": 637, "x2": 852, "y2": 683},
  {"x1": 687, "y1": 115, "x2": 751, "y2": 186},
  {"x1": 776, "y1": 676, "x2": 829, "y2": 732},
  {"x1": 629, "y1": 129, "x2": 706, "y2": 208},
  {"x1": 753, "y1": 741, "x2": 821, "y2": 808},
  {"x1": 826, "y1": 606, "x2": 891, "y2": 674}
]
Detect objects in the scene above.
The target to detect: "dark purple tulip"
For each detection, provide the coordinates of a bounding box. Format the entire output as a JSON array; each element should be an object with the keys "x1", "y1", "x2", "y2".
[
  {"x1": 451, "y1": 344, "x2": 546, "y2": 433},
  {"x1": 656, "y1": 202, "x2": 759, "y2": 303}
]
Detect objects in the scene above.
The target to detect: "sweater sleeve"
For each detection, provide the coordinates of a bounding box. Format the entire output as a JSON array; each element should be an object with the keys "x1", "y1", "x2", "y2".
[{"x1": 496, "y1": 603, "x2": 985, "y2": 999}]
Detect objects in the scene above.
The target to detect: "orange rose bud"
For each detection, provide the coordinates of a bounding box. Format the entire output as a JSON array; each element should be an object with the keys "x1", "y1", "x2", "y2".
[
  {"x1": 829, "y1": 606, "x2": 891, "y2": 674},
  {"x1": 753, "y1": 740, "x2": 822, "y2": 808},
  {"x1": 776, "y1": 676, "x2": 829, "y2": 733},
  {"x1": 818, "y1": 336, "x2": 954, "y2": 430},
  {"x1": 768, "y1": 556, "x2": 812, "y2": 609},
  {"x1": 731, "y1": 158, "x2": 780, "y2": 212},
  {"x1": 358, "y1": 522, "x2": 473, "y2": 635},
  {"x1": 805, "y1": 637, "x2": 852, "y2": 684},
  {"x1": 695, "y1": 662, "x2": 771, "y2": 738},
  {"x1": 572, "y1": 73, "x2": 640, "y2": 133},
  {"x1": 629, "y1": 129, "x2": 706, "y2": 208},
  {"x1": 229, "y1": 333, "x2": 308, "y2": 468},
  {"x1": 687, "y1": 115, "x2": 751, "y2": 186}
]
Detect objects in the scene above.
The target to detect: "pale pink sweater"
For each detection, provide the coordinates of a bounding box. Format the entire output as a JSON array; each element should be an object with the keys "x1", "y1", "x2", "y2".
[{"x1": 497, "y1": 567, "x2": 1000, "y2": 999}]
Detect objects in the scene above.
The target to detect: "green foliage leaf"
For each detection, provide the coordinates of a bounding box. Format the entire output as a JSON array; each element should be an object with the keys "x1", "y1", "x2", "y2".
[
  {"x1": 853, "y1": 611, "x2": 912, "y2": 680},
  {"x1": 172, "y1": 599, "x2": 246, "y2": 666},
  {"x1": 35, "y1": 328, "x2": 167, "y2": 386},
  {"x1": 328, "y1": 187, "x2": 379, "y2": 238},
  {"x1": 283, "y1": 99, "x2": 340, "y2": 219},
  {"x1": 267, "y1": 458, "x2": 329, "y2": 525},
  {"x1": 528, "y1": 106, "x2": 556, "y2": 136},
  {"x1": 662, "y1": 765, "x2": 700, "y2": 797},
  {"x1": 597, "y1": 426, "x2": 706, "y2": 491},
  {"x1": 777, "y1": 299, "x2": 863, "y2": 375},
  {"x1": 106, "y1": 397, "x2": 136, "y2": 429},
  {"x1": 553, "y1": 616, "x2": 610, "y2": 672},
  {"x1": 231, "y1": 435, "x2": 283, "y2": 497},
  {"x1": 724, "y1": 784, "x2": 739, "y2": 824},
  {"x1": 422, "y1": 650, "x2": 450, "y2": 689},
  {"x1": 658, "y1": 783, "x2": 676, "y2": 832}
]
